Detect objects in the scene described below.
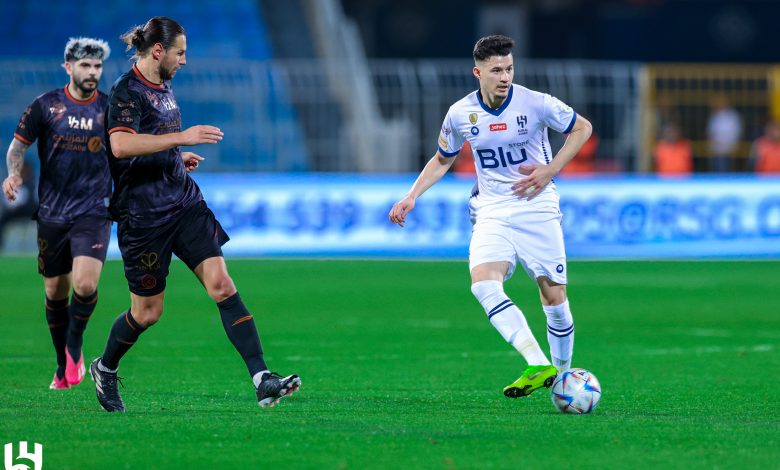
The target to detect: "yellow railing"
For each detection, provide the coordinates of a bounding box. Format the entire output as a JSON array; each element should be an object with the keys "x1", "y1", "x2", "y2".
[{"x1": 640, "y1": 63, "x2": 779, "y2": 172}]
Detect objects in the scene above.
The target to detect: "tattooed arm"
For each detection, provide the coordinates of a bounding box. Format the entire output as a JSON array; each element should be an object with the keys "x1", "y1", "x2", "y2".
[{"x1": 3, "y1": 138, "x2": 30, "y2": 201}]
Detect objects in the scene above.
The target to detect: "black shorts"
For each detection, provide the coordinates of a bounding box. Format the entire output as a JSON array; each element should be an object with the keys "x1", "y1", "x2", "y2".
[
  {"x1": 37, "y1": 216, "x2": 112, "y2": 277},
  {"x1": 118, "y1": 201, "x2": 230, "y2": 297}
]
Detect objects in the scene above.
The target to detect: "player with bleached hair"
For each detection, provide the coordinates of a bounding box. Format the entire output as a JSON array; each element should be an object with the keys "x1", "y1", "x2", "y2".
[
  {"x1": 2, "y1": 37, "x2": 112, "y2": 390},
  {"x1": 390, "y1": 35, "x2": 592, "y2": 398}
]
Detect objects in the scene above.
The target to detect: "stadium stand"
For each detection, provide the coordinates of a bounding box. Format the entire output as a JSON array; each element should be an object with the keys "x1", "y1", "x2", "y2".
[{"x1": 0, "y1": 0, "x2": 308, "y2": 171}]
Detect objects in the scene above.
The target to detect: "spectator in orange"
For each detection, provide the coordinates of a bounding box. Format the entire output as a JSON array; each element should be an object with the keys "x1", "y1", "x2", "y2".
[
  {"x1": 561, "y1": 131, "x2": 598, "y2": 175},
  {"x1": 654, "y1": 123, "x2": 693, "y2": 175},
  {"x1": 453, "y1": 140, "x2": 476, "y2": 176},
  {"x1": 750, "y1": 121, "x2": 780, "y2": 174}
]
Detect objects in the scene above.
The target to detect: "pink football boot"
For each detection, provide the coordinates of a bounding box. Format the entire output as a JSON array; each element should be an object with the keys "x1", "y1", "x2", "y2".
[
  {"x1": 49, "y1": 372, "x2": 70, "y2": 390},
  {"x1": 65, "y1": 348, "x2": 85, "y2": 386}
]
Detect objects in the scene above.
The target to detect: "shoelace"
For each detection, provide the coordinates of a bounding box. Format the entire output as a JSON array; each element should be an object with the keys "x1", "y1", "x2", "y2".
[{"x1": 103, "y1": 373, "x2": 124, "y2": 389}]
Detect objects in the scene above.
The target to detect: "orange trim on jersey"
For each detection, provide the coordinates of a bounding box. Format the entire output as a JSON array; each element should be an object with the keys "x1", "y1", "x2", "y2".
[
  {"x1": 108, "y1": 126, "x2": 138, "y2": 135},
  {"x1": 13, "y1": 133, "x2": 33, "y2": 145},
  {"x1": 64, "y1": 85, "x2": 98, "y2": 105},
  {"x1": 132, "y1": 64, "x2": 164, "y2": 89}
]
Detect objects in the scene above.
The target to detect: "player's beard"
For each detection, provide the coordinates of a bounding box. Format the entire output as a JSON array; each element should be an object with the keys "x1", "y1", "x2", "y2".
[
  {"x1": 73, "y1": 76, "x2": 98, "y2": 95},
  {"x1": 159, "y1": 63, "x2": 177, "y2": 81}
]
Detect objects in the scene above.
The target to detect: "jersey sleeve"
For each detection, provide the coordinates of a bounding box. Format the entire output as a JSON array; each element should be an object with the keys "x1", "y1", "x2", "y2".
[
  {"x1": 13, "y1": 99, "x2": 43, "y2": 145},
  {"x1": 437, "y1": 109, "x2": 464, "y2": 158},
  {"x1": 542, "y1": 94, "x2": 577, "y2": 134},
  {"x1": 107, "y1": 85, "x2": 142, "y2": 135}
]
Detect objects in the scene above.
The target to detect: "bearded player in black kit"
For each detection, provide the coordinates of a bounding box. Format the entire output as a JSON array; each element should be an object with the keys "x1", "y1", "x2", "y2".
[
  {"x1": 89, "y1": 16, "x2": 301, "y2": 412},
  {"x1": 3, "y1": 38, "x2": 112, "y2": 390}
]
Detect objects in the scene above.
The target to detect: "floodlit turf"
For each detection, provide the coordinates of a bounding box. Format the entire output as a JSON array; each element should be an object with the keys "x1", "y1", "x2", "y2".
[{"x1": 0, "y1": 257, "x2": 778, "y2": 469}]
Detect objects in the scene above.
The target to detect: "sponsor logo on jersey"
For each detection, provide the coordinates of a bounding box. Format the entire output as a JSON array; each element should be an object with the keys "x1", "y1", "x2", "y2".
[
  {"x1": 476, "y1": 146, "x2": 528, "y2": 168},
  {"x1": 160, "y1": 96, "x2": 177, "y2": 111},
  {"x1": 469, "y1": 113, "x2": 478, "y2": 125},
  {"x1": 490, "y1": 123, "x2": 507, "y2": 132},
  {"x1": 470, "y1": 126, "x2": 479, "y2": 135},
  {"x1": 87, "y1": 136, "x2": 103, "y2": 153},
  {"x1": 68, "y1": 115, "x2": 93, "y2": 131}
]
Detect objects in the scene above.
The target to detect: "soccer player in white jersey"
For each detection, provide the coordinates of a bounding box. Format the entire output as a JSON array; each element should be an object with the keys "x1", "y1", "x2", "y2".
[{"x1": 389, "y1": 35, "x2": 592, "y2": 399}]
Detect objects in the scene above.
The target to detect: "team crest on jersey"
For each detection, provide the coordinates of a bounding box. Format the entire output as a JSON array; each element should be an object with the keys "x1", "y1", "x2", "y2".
[
  {"x1": 517, "y1": 115, "x2": 529, "y2": 135},
  {"x1": 469, "y1": 113, "x2": 478, "y2": 125},
  {"x1": 49, "y1": 102, "x2": 66, "y2": 116},
  {"x1": 145, "y1": 90, "x2": 160, "y2": 106}
]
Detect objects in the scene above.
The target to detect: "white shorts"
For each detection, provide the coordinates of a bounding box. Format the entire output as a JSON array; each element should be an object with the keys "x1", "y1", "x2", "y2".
[{"x1": 468, "y1": 199, "x2": 567, "y2": 284}]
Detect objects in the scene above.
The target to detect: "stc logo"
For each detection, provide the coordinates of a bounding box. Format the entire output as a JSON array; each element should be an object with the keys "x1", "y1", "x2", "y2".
[
  {"x1": 4, "y1": 442, "x2": 42, "y2": 470},
  {"x1": 476, "y1": 146, "x2": 528, "y2": 168}
]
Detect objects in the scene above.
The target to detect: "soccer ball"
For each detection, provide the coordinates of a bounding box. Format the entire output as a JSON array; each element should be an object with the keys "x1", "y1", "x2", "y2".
[{"x1": 550, "y1": 368, "x2": 602, "y2": 414}]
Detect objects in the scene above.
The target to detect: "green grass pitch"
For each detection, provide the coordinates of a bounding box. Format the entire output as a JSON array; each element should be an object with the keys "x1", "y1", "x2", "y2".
[{"x1": 1, "y1": 258, "x2": 778, "y2": 468}]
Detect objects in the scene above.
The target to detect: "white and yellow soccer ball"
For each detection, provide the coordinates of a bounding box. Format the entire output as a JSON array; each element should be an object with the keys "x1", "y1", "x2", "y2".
[{"x1": 550, "y1": 368, "x2": 602, "y2": 414}]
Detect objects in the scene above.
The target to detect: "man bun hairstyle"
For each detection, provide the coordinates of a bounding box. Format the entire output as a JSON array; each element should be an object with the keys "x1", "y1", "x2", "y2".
[
  {"x1": 64, "y1": 37, "x2": 111, "y2": 62},
  {"x1": 473, "y1": 35, "x2": 514, "y2": 62},
  {"x1": 120, "y1": 16, "x2": 185, "y2": 59}
]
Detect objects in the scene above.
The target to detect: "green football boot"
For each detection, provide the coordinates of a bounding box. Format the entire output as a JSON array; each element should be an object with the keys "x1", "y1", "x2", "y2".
[{"x1": 503, "y1": 364, "x2": 558, "y2": 398}]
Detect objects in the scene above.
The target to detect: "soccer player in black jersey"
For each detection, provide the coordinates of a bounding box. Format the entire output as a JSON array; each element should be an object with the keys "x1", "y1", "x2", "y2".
[
  {"x1": 2, "y1": 38, "x2": 112, "y2": 390},
  {"x1": 88, "y1": 16, "x2": 300, "y2": 412}
]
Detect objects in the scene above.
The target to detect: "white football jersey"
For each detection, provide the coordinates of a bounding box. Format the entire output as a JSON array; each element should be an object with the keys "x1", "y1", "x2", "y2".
[{"x1": 438, "y1": 84, "x2": 576, "y2": 209}]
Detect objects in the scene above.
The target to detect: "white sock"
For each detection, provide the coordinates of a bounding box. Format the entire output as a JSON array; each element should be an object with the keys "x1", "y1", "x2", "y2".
[
  {"x1": 544, "y1": 300, "x2": 574, "y2": 371},
  {"x1": 471, "y1": 280, "x2": 550, "y2": 366},
  {"x1": 97, "y1": 359, "x2": 117, "y2": 374},
  {"x1": 252, "y1": 370, "x2": 270, "y2": 388}
]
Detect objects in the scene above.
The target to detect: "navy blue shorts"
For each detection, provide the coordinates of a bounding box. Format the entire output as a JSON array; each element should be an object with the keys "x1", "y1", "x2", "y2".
[
  {"x1": 37, "y1": 216, "x2": 112, "y2": 277},
  {"x1": 118, "y1": 201, "x2": 229, "y2": 297}
]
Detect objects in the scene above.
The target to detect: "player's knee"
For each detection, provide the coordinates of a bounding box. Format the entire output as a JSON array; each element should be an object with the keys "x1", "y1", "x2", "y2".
[
  {"x1": 72, "y1": 278, "x2": 98, "y2": 297},
  {"x1": 132, "y1": 305, "x2": 163, "y2": 327},
  {"x1": 44, "y1": 277, "x2": 69, "y2": 300},
  {"x1": 540, "y1": 288, "x2": 567, "y2": 306},
  {"x1": 207, "y1": 275, "x2": 236, "y2": 302}
]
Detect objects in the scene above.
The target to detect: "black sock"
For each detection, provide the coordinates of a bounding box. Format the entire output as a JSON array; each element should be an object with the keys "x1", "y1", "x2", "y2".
[
  {"x1": 101, "y1": 310, "x2": 146, "y2": 370},
  {"x1": 217, "y1": 292, "x2": 267, "y2": 377},
  {"x1": 67, "y1": 290, "x2": 98, "y2": 360},
  {"x1": 45, "y1": 298, "x2": 69, "y2": 378}
]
